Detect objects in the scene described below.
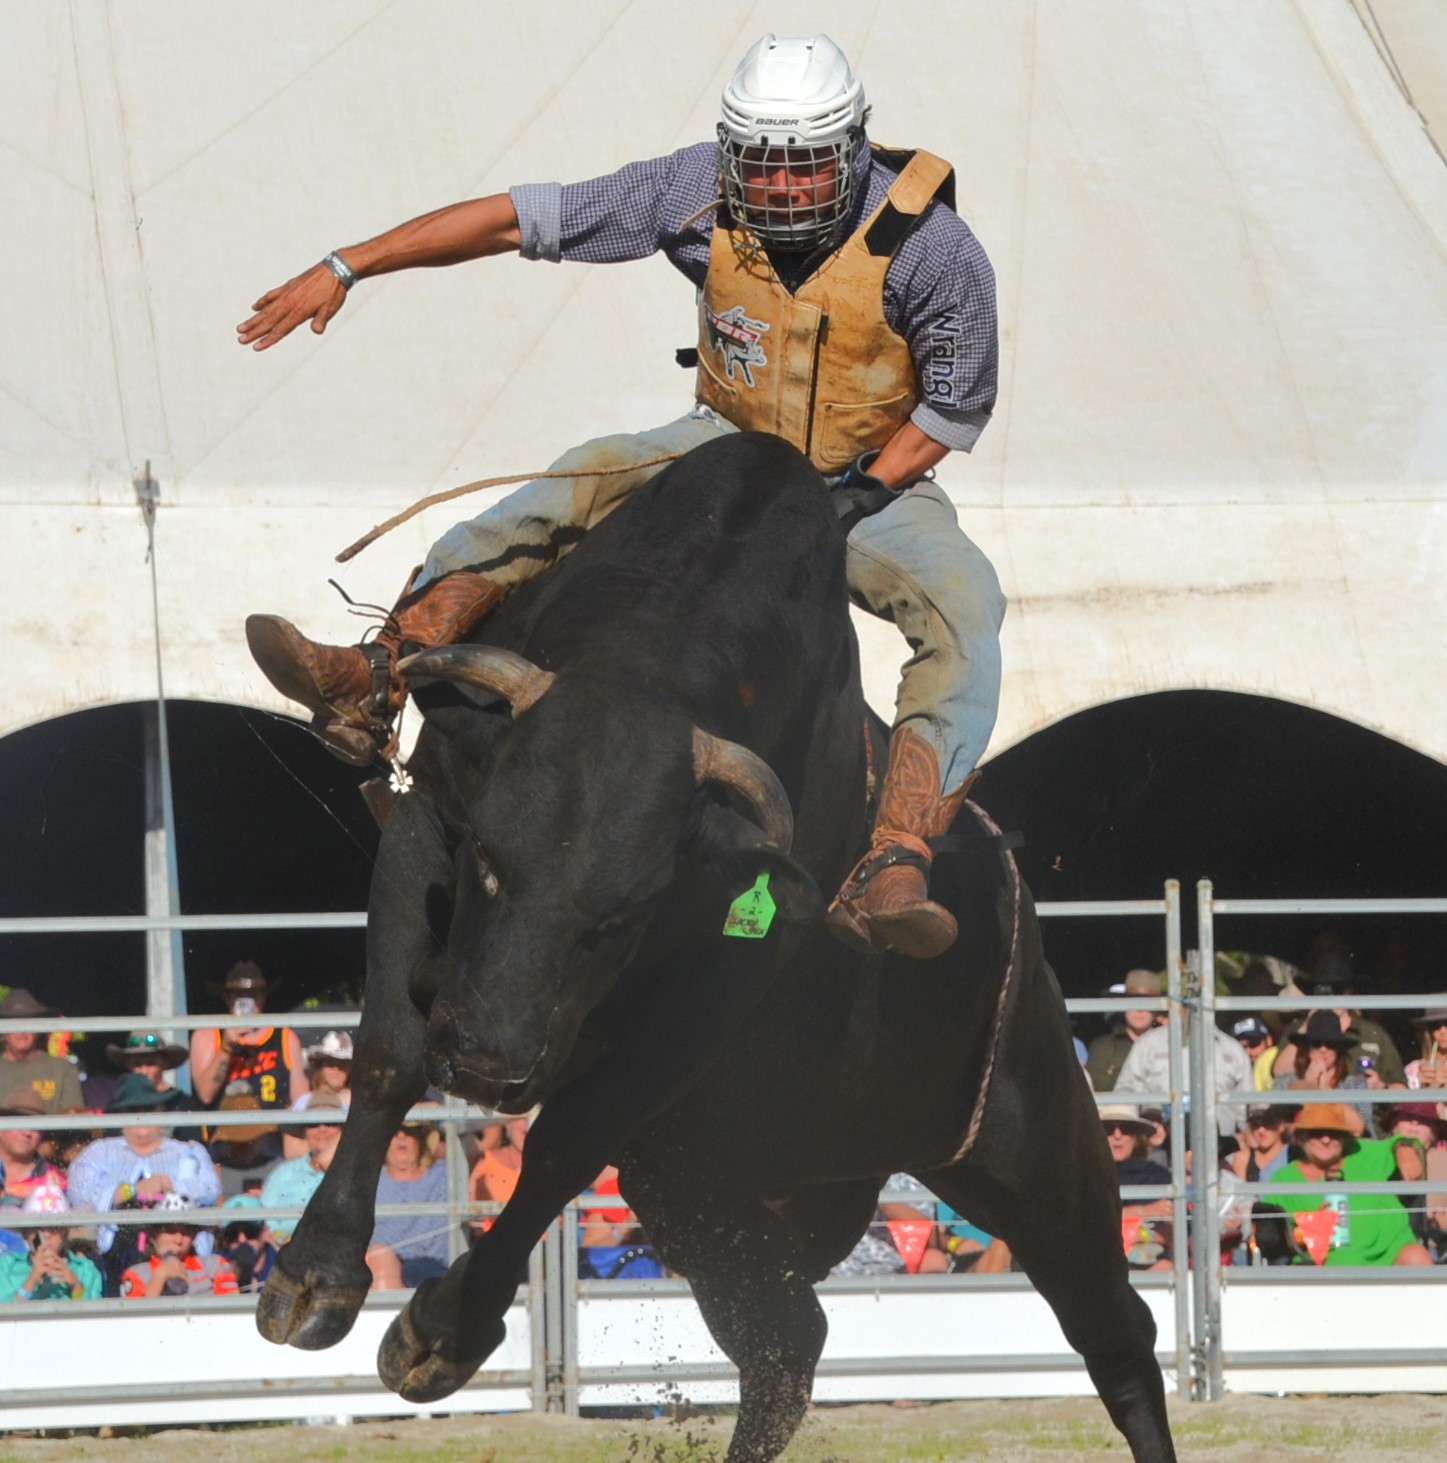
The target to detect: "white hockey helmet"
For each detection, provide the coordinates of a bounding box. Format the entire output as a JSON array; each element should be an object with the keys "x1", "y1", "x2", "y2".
[{"x1": 718, "y1": 34, "x2": 867, "y2": 250}]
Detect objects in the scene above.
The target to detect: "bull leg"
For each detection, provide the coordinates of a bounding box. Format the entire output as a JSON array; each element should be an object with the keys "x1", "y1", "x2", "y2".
[
  {"x1": 376, "y1": 949, "x2": 782, "y2": 1400},
  {"x1": 621, "y1": 1166, "x2": 867, "y2": 1463},
  {"x1": 376, "y1": 1073, "x2": 656, "y2": 1401},
  {"x1": 923, "y1": 1155, "x2": 1177, "y2": 1463},
  {"x1": 256, "y1": 793, "x2": 444, "y2": 1350}
]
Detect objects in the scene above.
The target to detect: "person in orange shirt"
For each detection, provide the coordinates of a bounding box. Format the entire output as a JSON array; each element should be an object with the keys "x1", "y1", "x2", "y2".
[
  {"x1": 467, "y1": 1116, "x2": 529, "y2": 1236},
  {"x1": 119, "y1": 1197, "x2": 238, "y2": 1298}
]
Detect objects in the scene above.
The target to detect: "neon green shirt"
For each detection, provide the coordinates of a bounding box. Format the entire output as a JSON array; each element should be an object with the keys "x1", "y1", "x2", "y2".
[{"x1": 1270, "y1": 1138, "x2": 1416, "y2": 1266}]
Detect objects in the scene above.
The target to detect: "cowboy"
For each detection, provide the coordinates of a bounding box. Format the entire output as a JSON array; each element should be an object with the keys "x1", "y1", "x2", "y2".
[
  {"x1": 0, "y1": 988, "x2": 83, "y2": 1115},
  {"x1": 239, "y1": 34, "x2": 1002, "y2": 960}
]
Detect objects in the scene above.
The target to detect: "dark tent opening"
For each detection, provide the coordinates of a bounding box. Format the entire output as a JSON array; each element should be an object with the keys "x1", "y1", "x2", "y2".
[
  {"x1": 977, "y1": 690, "x2": 1447, "y2": 1052},
  {"x1": 2, "y1": 689, "x2": 1443, "y2": 1064},
  {"x1": 0, "y1": 701, "x2": 378, "y2": 1029}
]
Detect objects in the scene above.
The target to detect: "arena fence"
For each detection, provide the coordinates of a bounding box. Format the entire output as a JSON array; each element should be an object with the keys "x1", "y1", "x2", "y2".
[{"x1": 1, "y1": 884, "x2": 1445, "y2": 1426}]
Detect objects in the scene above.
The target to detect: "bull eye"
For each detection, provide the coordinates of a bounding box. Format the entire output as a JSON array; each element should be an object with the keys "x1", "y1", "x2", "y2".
[{"x1": 594, "y1": 909, "x2": 637, "y2": 935}]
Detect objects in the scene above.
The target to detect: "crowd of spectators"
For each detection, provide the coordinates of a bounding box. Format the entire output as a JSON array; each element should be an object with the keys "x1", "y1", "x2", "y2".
[
  {"x1": 0, "y1": 969, "x2": 661, "y2": 1301},
  {"x1": 4, "y1": 944, "x2": 1445, "y2": 1308},
  {"x1": 1072, "y1": 950, "x2": 1447, "y2": 1269}
]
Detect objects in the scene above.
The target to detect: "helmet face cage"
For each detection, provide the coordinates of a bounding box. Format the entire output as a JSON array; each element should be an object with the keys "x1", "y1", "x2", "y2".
[{"x1": 718, "y1": 128, "x2": 860, "y2": 251}]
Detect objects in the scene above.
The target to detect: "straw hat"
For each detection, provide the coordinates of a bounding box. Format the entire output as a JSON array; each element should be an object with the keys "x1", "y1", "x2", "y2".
[
  {"x1": 1097, "y1": 1104, "x2": 1155, "y2": 1136},
  {"x1": 1293, "y1": 1102, "x2": 1357, "y2": 1136}
]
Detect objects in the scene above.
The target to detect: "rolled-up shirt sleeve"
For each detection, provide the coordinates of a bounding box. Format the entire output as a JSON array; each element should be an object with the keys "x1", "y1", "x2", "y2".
[
  {"x1": 509, "y1": 182, "x2": 563, "y2": 262},
  {"x1": 508, "y1": 143, "x2": 719, "y2": 272}
]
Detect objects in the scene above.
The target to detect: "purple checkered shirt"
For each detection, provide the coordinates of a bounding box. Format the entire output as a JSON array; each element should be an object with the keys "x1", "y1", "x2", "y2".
[{"x1": 509, "y1": 140, "x2": 997, "y2": 452}]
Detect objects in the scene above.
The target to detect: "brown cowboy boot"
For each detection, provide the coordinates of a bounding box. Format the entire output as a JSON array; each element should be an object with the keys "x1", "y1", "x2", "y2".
[
  {"x1": 824, "y1": 727, "x2": 975, "y2": 959},
  {"x1": 246, "y1": 570, "x2": 503, "y2": 766}
]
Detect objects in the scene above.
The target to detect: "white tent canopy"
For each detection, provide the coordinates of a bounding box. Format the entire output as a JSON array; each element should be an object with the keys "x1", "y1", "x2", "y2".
[{"x1": 2, "y1": 0, "x2": 1445, "y2": 763}]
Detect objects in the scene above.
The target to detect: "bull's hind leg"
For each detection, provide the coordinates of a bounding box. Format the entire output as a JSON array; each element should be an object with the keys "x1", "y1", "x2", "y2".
[
  {"x1": 257, "y1": 793, "x2": 442, "y2": 1351},
  {"x1": 623, "y1": 1168, "x2": 879, "y2": 1463},
  {"x1": 924, "y1": 1157, "x2": 1177, "y2": 1463}
]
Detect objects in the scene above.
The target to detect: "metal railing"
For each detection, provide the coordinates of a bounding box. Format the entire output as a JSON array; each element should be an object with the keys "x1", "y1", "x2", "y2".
[{"x1": 2, "y1": 881, "x2": 1445, "y2": 1421}]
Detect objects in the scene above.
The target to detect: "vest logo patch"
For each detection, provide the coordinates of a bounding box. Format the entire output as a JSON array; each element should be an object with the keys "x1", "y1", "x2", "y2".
[{"x1": 705, "y1": 304, "x2": 770, "y2": 388}]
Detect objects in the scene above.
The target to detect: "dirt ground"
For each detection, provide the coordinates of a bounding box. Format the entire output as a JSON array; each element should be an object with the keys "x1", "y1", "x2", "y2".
[{"x1": 1, "y1": 1395, "x2": 1445, "y2": 1463}]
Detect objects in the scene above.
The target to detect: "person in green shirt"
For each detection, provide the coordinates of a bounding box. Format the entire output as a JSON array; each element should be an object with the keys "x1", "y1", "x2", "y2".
[
  {"x1": 0, "y1": 1188, "x2": 103, "y2": 1301},
  {"x1": 1268, "y1": 1102, "x2": 1432, "y2": 1266}
]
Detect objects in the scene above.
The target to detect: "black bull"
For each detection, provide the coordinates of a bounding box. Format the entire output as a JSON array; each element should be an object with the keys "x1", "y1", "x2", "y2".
[{"x1": 256, "y1": 433, "x2": 1176, "y2": 1463}]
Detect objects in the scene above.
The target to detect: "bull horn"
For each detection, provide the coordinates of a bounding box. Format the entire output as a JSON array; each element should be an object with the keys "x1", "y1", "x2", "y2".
[
  {"x1": 399, "y1": 644, "x2": 555, "y2": 717},
  {"x1": 692, "y1": 728, "x2": 794, "y2": 851}
]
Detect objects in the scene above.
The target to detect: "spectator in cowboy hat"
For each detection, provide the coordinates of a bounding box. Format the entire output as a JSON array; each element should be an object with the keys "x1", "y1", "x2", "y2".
[
  {"x1": 1264, "y1": 1101, "x2": 1431, "y2": 1266},
  {"x1": 1099, "y1": 1104, "x2": 1172, "y2": 1271},
  {"x1": 1379, "y1": 1103, "x2": 1447, "y2": 1261},
  {"x1": 0, "y1": 988, "x2": 83, "y2": 1115},
  {"x1": 104, "y1": 1030, "x2": 206, "y2": 1140},
  {"x1": 1100, "y1": 1104, "x2": 1170, "y2": 1188},
  {"x1": 1273, "y1": 1009, "x2": 1379, "y2": 1134},
  {"x1": 282, "y1": 1028, "x2": 354, "y2": 1159},
  {"x1": 188, "y1": 962, "x2": 307, "y2": 1111},
  {"x1": 1406, "y1": 1006, "x2": 1447, "y2": 1090},
  {"x1": 1271, "y1": 956, "x2": 1407, "y2": 1087},
  {"x1": 1086, "y1": 970, "x2": 1163, "y2": 1093},
  {"x1": 106, "y1": 1030, "x2": 188, "y2": 1090}
]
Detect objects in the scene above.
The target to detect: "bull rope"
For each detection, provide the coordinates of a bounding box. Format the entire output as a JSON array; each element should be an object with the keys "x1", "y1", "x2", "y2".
[
  {"x1": 334, "y1": 453, "x2": 686, "y2": 563},
  {"x1": 948, "y1": 800, "x2": 1024, "y2": 1163}
]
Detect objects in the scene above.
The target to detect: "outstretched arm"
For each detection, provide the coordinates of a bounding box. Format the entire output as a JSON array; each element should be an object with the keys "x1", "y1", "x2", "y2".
[{"x1": 237, "y1": 193, "x2": 523, "y2": 351}]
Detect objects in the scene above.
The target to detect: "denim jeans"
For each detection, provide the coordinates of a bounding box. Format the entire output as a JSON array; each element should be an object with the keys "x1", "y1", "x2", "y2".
[{"x1": 419, "y1": 407, "x2": 1004, "y2": 791}]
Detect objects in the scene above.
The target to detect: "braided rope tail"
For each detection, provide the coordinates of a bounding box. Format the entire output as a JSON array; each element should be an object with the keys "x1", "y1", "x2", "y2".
[
  {"x1": 334, "y1": 453, "x2": 686, "y2": 564},
  {"x1": 949, "y1": 800, "x2": 1025, "y2": 1163}
]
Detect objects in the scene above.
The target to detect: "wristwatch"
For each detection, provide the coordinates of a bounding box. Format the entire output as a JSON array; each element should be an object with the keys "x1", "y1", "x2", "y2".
[{"x1": 323, "y1": 251, "x2": 357, "y2": 290}]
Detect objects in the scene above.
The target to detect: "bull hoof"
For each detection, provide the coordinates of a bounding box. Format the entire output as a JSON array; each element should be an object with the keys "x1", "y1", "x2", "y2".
[
  {"x1": 255, "y1": 1252, "x2": 371, "y2": 1351},
  {"x1": 377, "y1": 1284, "x2": 505, "y2": 1403}
]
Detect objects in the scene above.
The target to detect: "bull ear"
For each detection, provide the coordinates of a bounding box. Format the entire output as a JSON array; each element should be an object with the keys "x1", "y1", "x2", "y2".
[{"x1": 690, "y1": 801, "x2": 823, "y2": 923}]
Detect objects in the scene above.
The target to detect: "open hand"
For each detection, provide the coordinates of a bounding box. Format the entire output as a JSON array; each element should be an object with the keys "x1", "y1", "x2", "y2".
[{"x1": 237, "y1": 262, "x2": 348, "y2": 351}]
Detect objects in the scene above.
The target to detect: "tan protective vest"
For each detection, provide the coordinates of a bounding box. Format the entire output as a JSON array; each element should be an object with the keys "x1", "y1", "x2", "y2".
[{"x1": 695, "y1": 148, "x2": 955, "y2": 471}]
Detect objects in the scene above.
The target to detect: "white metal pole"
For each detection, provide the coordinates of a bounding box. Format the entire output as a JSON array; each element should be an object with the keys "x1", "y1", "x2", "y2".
[{"x1": 1163, "y1": 880, "x2": 1190, "y2": 1396}]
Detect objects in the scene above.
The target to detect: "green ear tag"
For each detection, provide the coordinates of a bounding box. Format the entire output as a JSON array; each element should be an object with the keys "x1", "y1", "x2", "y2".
[{"x1": 722, "y1": 871, "x2": 776, "y2": 939}]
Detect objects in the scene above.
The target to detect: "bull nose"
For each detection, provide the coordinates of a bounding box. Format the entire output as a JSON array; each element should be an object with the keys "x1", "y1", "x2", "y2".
[{"x1": 427, "y1": 1010, "x2": 536, "y2": 1088}]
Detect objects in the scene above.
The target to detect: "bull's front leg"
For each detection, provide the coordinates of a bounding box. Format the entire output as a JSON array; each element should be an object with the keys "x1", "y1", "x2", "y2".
[
  {"x1": 377, "y1": 943, "x2": 771, "y2": 1401},
  {"x1": 256, "y1": 794, "x2": 445, "y2": 1350},
  {"x1": 376, "y1": 1080, "x2": 614, "y2": 1400}
]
